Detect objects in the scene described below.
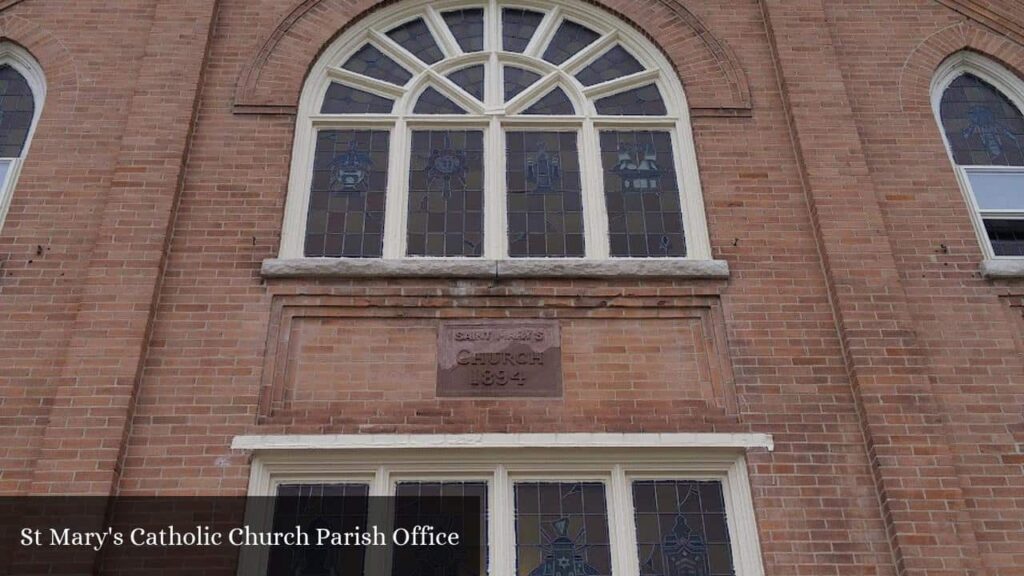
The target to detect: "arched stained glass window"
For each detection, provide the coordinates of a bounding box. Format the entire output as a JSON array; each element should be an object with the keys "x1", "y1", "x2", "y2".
[
  {"x1": 935, "y1": 54, "x2": 1024, "y2": 258},
  {"x1": 282, "y1": 0, "x2": 710, "y2": 261},
  {"x1": 0, "y1": 45, "x2": 45, "y2": 232}
]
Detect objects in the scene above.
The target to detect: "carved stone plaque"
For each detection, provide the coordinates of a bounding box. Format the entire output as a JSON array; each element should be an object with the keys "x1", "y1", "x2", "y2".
[{"x1": 437, "y1": 320, "x2": 562, "y2": 397}]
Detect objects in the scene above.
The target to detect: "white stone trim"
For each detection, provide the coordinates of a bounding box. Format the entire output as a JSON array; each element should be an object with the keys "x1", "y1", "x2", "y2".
[
  {"x1": 260, "y1": 256, "x2": 730, "y2": 278},
  {"x1": 279, "y1": 0, "x2": 713, "y2": 262},
  {"x1": 980, "y1": 258, "x2": 1024, "y2": 278},
  {"x1": 0, "y1": 43, "x2": 46, "y2": 234},
  {"x1": 235, "y1": 434, "x2": 770, "y2": 576},
  {"x1": 931, "y1": 51, "x2": 1024, "y2": 262}
]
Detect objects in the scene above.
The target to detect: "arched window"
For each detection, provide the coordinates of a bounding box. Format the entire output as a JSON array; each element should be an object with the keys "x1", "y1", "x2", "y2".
[
  {"x1": 934, "y1": 53, "x2": 1024, "y2": 258},
  {"x1": 281, "y1": 0, "x2": 711, "y2": 262},
  {"x1": 0, "y1": 44, "x2": 44, "y2": 231}
]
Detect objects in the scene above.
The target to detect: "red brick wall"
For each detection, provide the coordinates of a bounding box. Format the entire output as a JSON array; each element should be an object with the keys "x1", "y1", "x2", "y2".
[{"x1": 0, "y1": 0, "x2": 1022, "y2": 575}]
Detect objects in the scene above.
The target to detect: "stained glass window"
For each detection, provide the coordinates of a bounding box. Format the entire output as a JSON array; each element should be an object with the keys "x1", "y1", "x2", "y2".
[
  {"x1": 575, "y1": 46, "x2": 644, "y2": 87},
  {"x1": 633, "y1": 481, "x2": 735, "y2": 576},
  {"x1": 268, "y1": 484, "x2": 370, "y2": 576},
  {"x1": 295, "y1": 3, "x2": 708, "y2": 261},
  {"x1": 414, "y1": 87, "x2": 468, "y2": 115},
  {"x1": 393, "y1": 482, "x2": 488, "y2": 576},
  {"x1": 502, "y1": 9, "x2": 544, "y2": 53},
  {"x1": 448, "y1": 65, "x2": 485, "y2": 102},
  {"x1": 522, "y1": 88, "x2": 575, "y2": 115},
  {"x1": 542, "y1": 21, "x2": 601, "y2": 65},
  {"x1": 321, "y1": 83, "x2": 393, "y2": 114},
  {"x1": 443, "y1": 9, "x2": 485, "y2": 52},
  {"x1": 601, "y1": 131, "x2": 685, "y2": 257},
  {"x1": 305, "y1": 130, "x2": 389, "y2": 257},
  {"x1": 506, "y1": 132, "x2": 585, "y2": 257},
  {"x1": 504, "y1": 67, "x2": 542, "y2": 102},
  {"x1": 342, "y1": 44, "x2": 411, "y2": 86},
  {"x1": 595, "y1": 84, "x2": 667, "y2": 116},
  {"x1": 387, "y1": 18, "x2": 444, "y2": 64},
  {"x1": 514, "y1": 483, "x2": 611, "y2": 576},
  {"x1": 0, "y1": 65, "x2": 35, "y2": 158},
  {"x1": 407, "y1": 130, "x2": 484, "y2": 257},
  {"x1": 940, "y1": 73, "x2": 1024, "y2": 166}
]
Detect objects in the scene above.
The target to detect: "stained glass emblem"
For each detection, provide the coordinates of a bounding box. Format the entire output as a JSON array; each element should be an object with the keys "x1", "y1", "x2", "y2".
[
  {"x1": 528, "y1": 142, "x2": 560, "y2": 193},
  {"x1": 425, "y1": 134, "x2": 469, "y2": 197},
  {"x1": 328, "y1": 140, "x2": 374, "y2": 193},
  {"x1": 528, "y1": 518, "x2": 600, "y2": 576},
  {"x1": 611, "y1": 143, "x2": 661, "y2": 191}
]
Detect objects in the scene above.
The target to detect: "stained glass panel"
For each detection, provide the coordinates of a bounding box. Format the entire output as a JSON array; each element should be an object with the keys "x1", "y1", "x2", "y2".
[
  {"x1": 514, "y1": 483, "x2": 611, "y2": 576},
  {"x1": 448, "y1": 65, "x2": 485, "y2": 102},
  {"x1": 394, "y1": 482, "x2": 488, "y2": 576},
  {"x1": 321, "y1": 83, "x2": 393, "y2": 114},
  {"x1": 940, "y1": 73, "x2": 1024, "y2": 166},
  {"x1": 443, "y1": 9, "x2": 485, "y2": 53},
  {"x1": 0, "y1": 65, "x2": 35, "y2": 158},
  {"x1": 542, "y1": 20, "x2": 600, "y2": 66},
  {"x1": 342, "y1": 44, "x2": 412, "y2": 86},
  {"x1": 633, "y1": 481, "x2": 734, "y2": 576},
  {"x1": 575, "y1": 46, "x2": 644, "y2": 87},
  {"x1": 522, "y1": 88, "x2": 575, "y2": 115},
  {"x1": 502, "y1": 9, "x2": 544, "y2": 53},
  {"x1": 407, "y1": 130, "x2": 484, "y2": 257},
  {"x1": 269, "y1": 484, "x2": 370, "y2": 576},
  {"x1": 387, "y1": 18, "x2": 445, "y2": 64},
  {"x1": 305, "y1": 130, "x2": 389, "y2": 257},
  {"x1": 600, "y1": 131, "x2": 685, "y2": 257},
  {"x1": 595, "y1": 84, "x2": 667, "y2": 116},
  {"x1": 984, "y1": 219, "x2": 1024, "y2": 256},
  {"x1": 414, "y1": 87, "x2": 468, "y2": 114},
  {"x1": 504, "y1": 67, "x2": 542, "y2": 102},
  {"x1": 506, "y1": 131, "x2": 585, "y2": 257}
]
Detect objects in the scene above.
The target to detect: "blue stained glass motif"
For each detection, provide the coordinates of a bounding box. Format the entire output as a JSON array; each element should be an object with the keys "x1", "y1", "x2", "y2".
[
  {"x1": 595, "y1": 84, "x2": 667, "y2": 116},
  {"x1": 940, "y1": 73, "x2": 1024, "y2": 166},
  {"x1": 522, "y1": 87, "x2": 575, "y2": 115},
  {"x1": 341, "y1": 44, "x2": 412, "y2": 86},
  {"x1": 575, "y1": 45, "x2": 644, "y2": 86},
  {"x1": 515, "y1": 483, "x2": 611, "y2": 576},
  {"x1": 447, "y1": 65, "x2": 485, "y2": 102},
  {"x1": 503, "y1": 8, "x2": 544, "y2": 53},
  {"x1": 321, "y1": 83, "x2": 393, "y2": 114},
  {"x1": 542, "y1": 20, "x2": 600, "y2": 65},
  {"x1": 414, "y1": 87, "x2": 468, "y2": 115},
  {"x1": 387, "y1": 18, "x2": 444, "y2": 64},
  {"x1": 442, "y1": 9, "x2": 485, "y2": 52}
]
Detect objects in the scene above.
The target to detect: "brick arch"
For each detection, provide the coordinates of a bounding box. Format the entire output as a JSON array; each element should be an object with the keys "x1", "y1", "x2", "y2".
[
  {"x1": 0, "y1": 13, "x2": 81, "y2": 109},
  {"x1": 233, "y1": 0, "x2": 752, "y2": 116},
  {"x1": 898, "y1": 19, "x2": 1024, "y2": 114}
]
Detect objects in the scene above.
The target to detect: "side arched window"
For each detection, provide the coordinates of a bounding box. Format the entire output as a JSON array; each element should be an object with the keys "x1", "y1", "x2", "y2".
[
  {"x1": 280, "y1": 0, "x2": 711, "y2": 261},
  {"x1": 935, "y1": 54, "x2": 1024, "y2": 258}
]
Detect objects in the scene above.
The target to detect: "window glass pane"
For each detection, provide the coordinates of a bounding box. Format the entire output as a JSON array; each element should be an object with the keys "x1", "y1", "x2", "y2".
[
  {"x1": 965, "y1": 169, "x2": 1024, "y2": 210},
  {"x1": 448, "y1": 65, "x2": 485, "y2": 102},
  {"x1": 984, "y1": 218, "x2": 1024, "y2": 256},
  {"x1": 342, "y1": 44, "x2": 412, "y2": 86},
  {"x1": 600, "y1": 131, "x2": 685, "y2": 257},
  {"x1": 514, "y1": 482, "x2": 611, "y2": 576},
  {"x1": 542, "y1": 20, "x2": 600, "y2": 65},
  {"x1": 407, "y1": 130, "x2": 485, "y2": 257},
  {"x1": 506, "y1": 132, "x2": 585, "y2": 258},
  {"x1": 321, "y1": 83, "x2": 393, "y2": 114},
  {"x1": 940, "y1": 73, "x2": 1024, "y2": 167},
  {"x1": 504, "y1": 67, "x2": 542, "y2": 102},
  {"x1": 414, "y1": 87, "x2": 468, "y2": 115},
  {"x1": 443, "y1": 9, "x2": 485, "y2": 52},
  {"x1": 0, "y1": 160, "x2": 11, "y2": 190},
  {"x1": 394, "y1": 482, "x2": 489, "y2": 576},
  {"x1": 502, "y1": 9, "x2": 544, "y2": 53},
  {"x1": 575, "y1": 46, "x2": 644, "y2": 87},
  {"x1": 269, "y1": 484, "x2": 370, "y2": 576},
  {"x1": 0, "y1": 65, "x2": 35, "y2": 157},
  {"x1": 632, "y1": 481, "x2": 735, "y2": 576},
  {"x1": 522, "y1": 88, "x2": 575, "y2": 115},
  {"x1": 595, "y1": 85, "x2": 667, "y2": 116},
  {"x1": 387, "y1": 18, "x2": 444, "y2": 64},
  {"x1": 306, "y1": 130, "x2": 389, "y2": 257}
]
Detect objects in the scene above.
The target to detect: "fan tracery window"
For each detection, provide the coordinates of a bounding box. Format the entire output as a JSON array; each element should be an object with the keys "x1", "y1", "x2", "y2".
[{"x1": 282, "y1": 0, "x2": 710, "y2": 262}]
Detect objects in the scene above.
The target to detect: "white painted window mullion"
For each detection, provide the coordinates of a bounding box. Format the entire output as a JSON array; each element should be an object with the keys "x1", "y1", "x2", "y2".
[
  {"x1": 493, "y1": 464, "x2": 514, "y2": 576},
  {"x1": 611, "y1": 465, "x2": 640, "y2": 576},
  {"x1": 383, "y1": 120, "x2": 410, "y2": 258},
  {"x1": 523, "y1": 6, "x2": 561, "y2": 58},
  {"x1": 424, "y1": 5, "x2": 462, "y2": 58},
  {"x1": 486, "y1": 117, "x2": 508, "y2": 259},
  {"x1": 580, "y1": 119, "x2": 609, "y2": 258}
]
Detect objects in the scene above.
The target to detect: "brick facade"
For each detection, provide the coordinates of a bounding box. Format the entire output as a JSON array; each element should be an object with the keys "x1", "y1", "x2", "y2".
[{"x1": 0, "y1": 0, "x2": 1021, "y2": 575}]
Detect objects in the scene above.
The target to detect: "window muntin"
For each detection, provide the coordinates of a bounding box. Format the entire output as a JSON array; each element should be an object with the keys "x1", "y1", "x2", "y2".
[
  {"x1": 935, "y1": 59, "x2": 1024, "y2": 258},
  {"x1": 0, "y1": 45, "x2": 45, "y2": 234},
  {"x1": 285, "y1": 0, "x2": 711, "y2": 262}
]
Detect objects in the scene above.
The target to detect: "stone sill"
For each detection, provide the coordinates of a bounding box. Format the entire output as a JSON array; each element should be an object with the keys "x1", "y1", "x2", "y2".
[
  {"x1": 261, "y1": 258, "x2": 730, "y2": 280},
  {"x1": 980, "y1": 259, "x2": 1024, "y2": 279}
]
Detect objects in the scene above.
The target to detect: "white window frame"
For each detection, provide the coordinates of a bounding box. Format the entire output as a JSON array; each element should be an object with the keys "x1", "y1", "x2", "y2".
[
  {"x1": 932, "y1": 51, "x2": 1024, "y2": 260},
  {"x1": 0, "y1": 43, "x2": 46, "y2": 234},
  {"x1": 280, "y1": 0, "x2": 712, "y2": 263},
  {"x1": 234, "y1": 433, "x2": 770, "y2": 576}
]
